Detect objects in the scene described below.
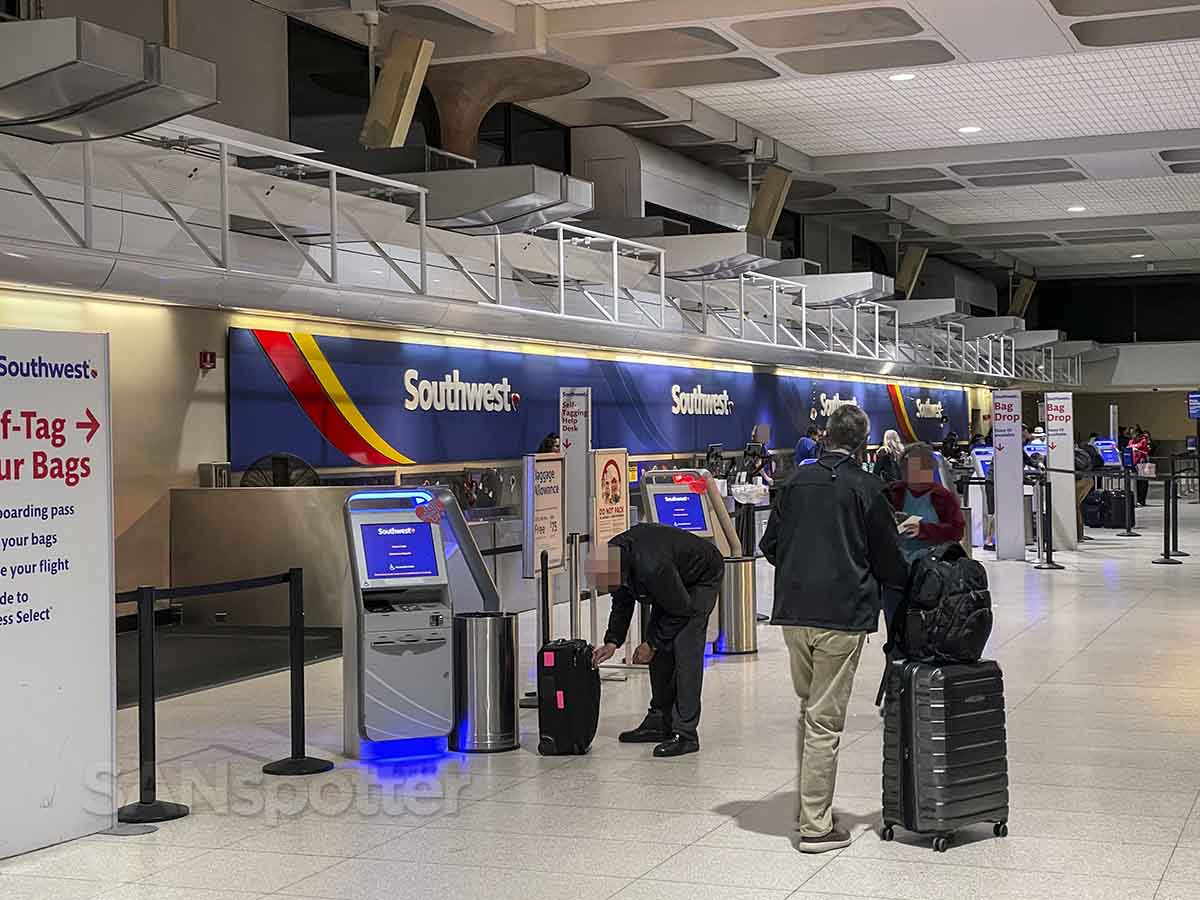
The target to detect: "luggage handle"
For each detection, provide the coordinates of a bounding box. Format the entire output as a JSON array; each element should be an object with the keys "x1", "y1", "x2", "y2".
[{"x1": 540, "y1": 549, "x2": 551, "y2": 646}]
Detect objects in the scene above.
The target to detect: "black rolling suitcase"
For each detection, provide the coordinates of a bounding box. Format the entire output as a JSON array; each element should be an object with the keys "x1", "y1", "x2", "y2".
[
  {"x1": 532, "y1": 551, "x2": 600, "y2": 756},
  {"x1": 882, "y1": 658, "x2": 1009, "y2": 852},
  {"x1": 536, "y1": 639, "x2": 600, "y2": 755},
  {"x1": 1100, "y1": 490, "x2": 1133, "y2": 529},
  {"x1": 1081, "y1": 491, "x2": 1104, "y2": 528}
]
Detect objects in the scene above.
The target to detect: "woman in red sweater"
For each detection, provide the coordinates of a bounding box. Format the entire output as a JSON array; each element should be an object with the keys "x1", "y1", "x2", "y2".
[
  {"x1": 1129, "y1": 429, "x2": 1151, "y2": 506},
  {"x1": 883, "y1": 442, "x2": 966, "y2": 563}
]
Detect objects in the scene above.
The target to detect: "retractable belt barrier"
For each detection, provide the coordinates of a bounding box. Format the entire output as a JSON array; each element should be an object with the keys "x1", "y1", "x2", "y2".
[{"x1": 114, "y1": 568, "x2": 334, "y2": 826}]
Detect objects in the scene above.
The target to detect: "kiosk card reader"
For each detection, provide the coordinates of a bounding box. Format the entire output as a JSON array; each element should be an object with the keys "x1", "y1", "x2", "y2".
[{"x1": 343, "y1": 488, "x2": 502, "y2": 757}]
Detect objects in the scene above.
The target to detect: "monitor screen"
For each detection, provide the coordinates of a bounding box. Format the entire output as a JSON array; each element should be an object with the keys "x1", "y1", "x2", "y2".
[
  {"x1": 359, "y1": 522, "x2": 439, "y2": 579},
  {"x1": 653, "y1": 491, "x2": 709, "y2": 532},
  {"x1": 1094, "y1": 440, "x2": 1121, "y2": 466}
]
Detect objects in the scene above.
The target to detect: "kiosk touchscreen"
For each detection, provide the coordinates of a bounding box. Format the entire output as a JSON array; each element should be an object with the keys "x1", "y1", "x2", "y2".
[
  {"x1": 652, "y1": 489, "x2": 711, "y2": 534},
  {"x1": 345, "y1": 489, "x2": 454, "y2": 753},
  {"x1": 971, "y1": 446, "x2": 995, "y2": 479},
  {"x1": 1094, "y1": 439, "x2": 1122, "y2": 467}
]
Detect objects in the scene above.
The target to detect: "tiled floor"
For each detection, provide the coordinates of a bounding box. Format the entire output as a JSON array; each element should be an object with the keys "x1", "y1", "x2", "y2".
[{"x1": 6, "y1": 494, "x2": 1200, "y2": 899}]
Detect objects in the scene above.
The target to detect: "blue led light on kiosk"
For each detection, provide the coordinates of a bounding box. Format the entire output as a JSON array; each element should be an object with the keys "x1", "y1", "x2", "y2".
[{"x1": 359, "y1": 735, "x2": 448, "y2": 763}]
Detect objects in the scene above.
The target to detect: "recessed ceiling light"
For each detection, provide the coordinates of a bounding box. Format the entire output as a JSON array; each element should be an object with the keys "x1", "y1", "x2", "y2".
[
  {"x1": 1131, "y1": 253, "x2": 1146, "y2": 259},
  {"x1": 958, "y1": 126, "x2": 983, "y2": 134},
  {"x1": 1066, "y1": 205, "x2": 1087, "y2": 213},
  {"x1": 889, "y1": 73, "x2": 916, "y2": 82}
]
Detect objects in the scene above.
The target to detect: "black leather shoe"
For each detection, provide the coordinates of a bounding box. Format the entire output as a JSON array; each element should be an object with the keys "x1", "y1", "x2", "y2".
[
  {"x1": 619, "y1": 721, "x2": 670, "y2": 743},
  {"x1": 652, "y1": 734, "x2": 699, "y2": 758}
]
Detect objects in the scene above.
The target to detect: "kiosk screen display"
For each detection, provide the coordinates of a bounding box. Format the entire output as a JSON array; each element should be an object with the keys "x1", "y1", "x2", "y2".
[
  {"x1": 1094, "y1": 440, "x2": 1121, "y2": 466},
  {"x1": 653, "y1": 491, "x2": 708, "y2": 532},
  {"x1": 360, "y1": 522, "x2": 439, "y2": 579}
]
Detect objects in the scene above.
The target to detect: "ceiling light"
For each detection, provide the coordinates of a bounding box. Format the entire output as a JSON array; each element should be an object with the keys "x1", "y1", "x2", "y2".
[
  {"x1": 958, "y1": 126, "x2": 983, "y2": 134},
  {"x1": 888, "y1": 73, "x2": 916, "y2": 82},
  {"x1": 1066, "y1": 205, "x2": 1087, "y2": 213},
  {"x1": 1130, "y1": 253, "x2": 1146, "y2": 259}
]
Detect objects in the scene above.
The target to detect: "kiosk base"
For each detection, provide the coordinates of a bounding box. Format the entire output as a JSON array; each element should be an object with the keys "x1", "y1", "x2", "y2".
[
  {"x1": 263, "y1": 756, "x2": 337, "y2": 776},
  {"x1": 118, "y1": 800, "x2": 190, "y2": 824}
]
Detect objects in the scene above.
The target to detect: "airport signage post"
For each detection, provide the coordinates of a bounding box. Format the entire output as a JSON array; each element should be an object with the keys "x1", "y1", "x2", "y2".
[
  {"x1": 992, "y1": 390, "x2": 1026, "y2": 561},
  {"x1": 0, "y1": 328, "x2": 116, "y2": 859},
  {"x1": 559, "y1": 387, "x2": 591, "y2": 536},
  {"x1": 522, "y1": 453, "x2": 566, "y2": 579},
  {"x1": 591, "y1": 449, "x2": 630, "y2": 549},
  {"x1": 1045, "y1": 392, "x2": 1077, "y2": 551}
]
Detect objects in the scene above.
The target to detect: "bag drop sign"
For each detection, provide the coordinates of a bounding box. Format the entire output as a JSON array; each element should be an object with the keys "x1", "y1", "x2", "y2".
[{"x1": 0, "y1": 328, "x2": 116, "y2": 858}]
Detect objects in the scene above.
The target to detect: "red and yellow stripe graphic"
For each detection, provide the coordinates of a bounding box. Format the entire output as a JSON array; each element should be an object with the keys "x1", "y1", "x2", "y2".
[
  {"x1": 887, "y1": 383, "x2": 918, "y2": 443},
  {"x1": 253, "y1": 329, "x2": 415, "y2": 465}
]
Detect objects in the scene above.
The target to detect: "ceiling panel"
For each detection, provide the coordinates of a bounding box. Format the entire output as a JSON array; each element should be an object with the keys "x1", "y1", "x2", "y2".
[
  {"x1": 685, "y1": 41, "x2": 1200, "y2": 155},
  {"x1": 898, "y1": 173, "x2": 1200, "y2": 223},
  {"x1": 732, "y1": 7, "x2": 922, "y2": 49}
]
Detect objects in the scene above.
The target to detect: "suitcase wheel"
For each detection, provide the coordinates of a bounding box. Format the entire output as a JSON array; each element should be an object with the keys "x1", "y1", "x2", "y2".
[
  {"x1": 537, "y1": 736, "x2": 555, "y2": 756},
  {"x1": 993, "y1": 822, "x2": 1008, "y2": 838},
  {"x1": 881, "y1": 826, "x2": 895, "y2": 842},
  {"x1": 933, "y1": 836, "x2": 950, "y2": 853}
]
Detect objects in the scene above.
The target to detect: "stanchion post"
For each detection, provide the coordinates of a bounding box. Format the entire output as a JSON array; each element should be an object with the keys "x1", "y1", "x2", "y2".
[
  {"x1": 1117, "y1": 466, "x2": 1141, "y2": 538},
  {"x1": 118, "y1": 587, "x2": 189, "y2": 824},
  {"x1": 1035, "y1": 476, "x2": 1064, "y2": 571},
  {"x1": 1171, "y1": 471, "x2": 1189, "y2": 557},
  {"x1": 540, "y1": 548, "x2": 551, "y2": 645},
  {"x1": 1154, "y1": 477, "x2": 1183, "y2": 566},
  {"x1": 264, "y1": 569, "x2": 335, "y2": 776},
  {"x1": 567, "y1": 533, "x2": 581, "y2": 640}
]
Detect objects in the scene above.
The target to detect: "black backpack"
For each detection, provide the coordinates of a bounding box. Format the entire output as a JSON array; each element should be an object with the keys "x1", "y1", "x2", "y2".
[{"x1": 890, "y1": 543, "x2": 992, "y2": 664}]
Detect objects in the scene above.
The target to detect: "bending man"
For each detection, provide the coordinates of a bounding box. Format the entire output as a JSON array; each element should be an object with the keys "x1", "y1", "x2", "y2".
[{"x1": 589, "y1": 522, "x2": 725, "y2": 758}]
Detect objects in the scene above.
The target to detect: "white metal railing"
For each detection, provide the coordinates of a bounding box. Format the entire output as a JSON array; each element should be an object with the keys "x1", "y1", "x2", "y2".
[
  {"x1": 538, "y1": 223, "x2": 666, "y2": 328},
  {"x1": 0, "y1": 124, "x2": 1086, "y2": 388},
  {"x1": 0, "y1": 122, "x2": 430, "y2": 295}
]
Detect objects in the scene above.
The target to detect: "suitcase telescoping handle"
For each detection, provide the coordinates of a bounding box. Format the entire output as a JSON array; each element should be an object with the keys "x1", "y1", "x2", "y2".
[{"x1": 540, "y1": 549, "x2": 551, "y2": 646}]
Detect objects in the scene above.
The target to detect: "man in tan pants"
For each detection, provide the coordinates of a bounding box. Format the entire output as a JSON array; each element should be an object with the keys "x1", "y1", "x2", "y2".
[{"x1": 761, "y1": 406, "x2": 908, "y2": 853}]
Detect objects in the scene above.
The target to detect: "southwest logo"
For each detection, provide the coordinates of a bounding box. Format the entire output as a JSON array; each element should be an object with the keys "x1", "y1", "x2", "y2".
[
  {"x1": 671, "y1": 384, "x2": 734, "y2": 416},
  {"x1": 404, "y1": 369, "x2": 519, "y2": 413},
  {"x1": 0, "y1": 355, "x2": 97, "y2": 380}
]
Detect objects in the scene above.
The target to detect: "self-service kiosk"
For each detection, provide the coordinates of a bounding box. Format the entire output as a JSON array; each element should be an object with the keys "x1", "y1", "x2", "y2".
[
  {"x1": 1094, "y1": 439, "x2": 1122, "y2": 468},
  {"x1": 640, "y1": 469, "x2": 741, "y2": 556},
  {"x1": 639, "y1": 469, "x2": 751, "y2": 653},
  {"x1": 968, "y1": 447, "x2": 995, "y2": 549},
  {"x1": 343, "y1": 488, "x2": 501, "y2": 757}
]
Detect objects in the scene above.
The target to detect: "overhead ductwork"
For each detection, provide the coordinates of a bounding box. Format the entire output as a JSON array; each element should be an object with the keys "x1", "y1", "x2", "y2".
[{"x1": 0, "y1": 18, "x2": 217, "y2": 143}]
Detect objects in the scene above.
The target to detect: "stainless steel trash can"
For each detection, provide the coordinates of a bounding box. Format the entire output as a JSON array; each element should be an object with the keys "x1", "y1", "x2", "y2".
[
  {"x1": 715, "y1": 556, "x2": 758, "y2": 655},
  {"x1": 450, "y1": 612, "x2": 519, "y2": 753}
]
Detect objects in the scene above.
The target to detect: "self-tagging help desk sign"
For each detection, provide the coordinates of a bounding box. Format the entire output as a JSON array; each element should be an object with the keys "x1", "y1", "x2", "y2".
[{"x1": 0, "y1": 328, "x2": 116, "y2": 858}]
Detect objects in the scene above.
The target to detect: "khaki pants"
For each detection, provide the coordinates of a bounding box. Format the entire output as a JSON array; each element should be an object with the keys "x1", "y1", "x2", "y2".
[{"x1": 782, "y1": 626, "x2": 866, "y2": 837}]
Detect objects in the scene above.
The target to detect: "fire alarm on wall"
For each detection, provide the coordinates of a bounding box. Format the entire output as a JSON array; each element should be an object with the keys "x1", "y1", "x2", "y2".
[{"x1": 199, "y1": 351, "x2": 217, "y2": 370}]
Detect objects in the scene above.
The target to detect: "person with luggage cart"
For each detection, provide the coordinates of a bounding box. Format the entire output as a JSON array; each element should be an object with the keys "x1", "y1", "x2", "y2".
[
  {"x1": 588, "y1": 523, "x2": 725, "y2": 758},
  {"x1": 760, "y1": 405, "x2": 908, "y2": 853}
]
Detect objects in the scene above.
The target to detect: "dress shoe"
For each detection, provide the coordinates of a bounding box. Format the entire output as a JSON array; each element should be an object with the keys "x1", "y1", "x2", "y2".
[
  {"x1": 652, "y1": 734, "x2": 699, "y2": 757},
  {"x1": 619, "y1": 716, "x2": 669, "y2": 743}
]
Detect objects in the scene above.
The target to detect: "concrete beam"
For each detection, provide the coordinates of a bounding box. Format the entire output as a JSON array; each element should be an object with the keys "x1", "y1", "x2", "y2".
[
  {"x1": 548, "y1": 0, "x2": 851, "y2": 37},
  {"x1": 952, "y1": 211, "x2": 1200, "y2": 239},
  {"x1": 1037, "y1": 257, "x2": 1200, "y2": 279},
  {"x1": 812, "y1": 129, "x2": 1200, "y2": 175},
  {"x1": 962, "y1": 316, "x2": 1025, "y2": 340},
  {"x1": 383, "y1": 0, "x2": 517, "y2": 35},
  {"x1": 1012, "y1": 330, "x2": 1065, "y2": 350}
]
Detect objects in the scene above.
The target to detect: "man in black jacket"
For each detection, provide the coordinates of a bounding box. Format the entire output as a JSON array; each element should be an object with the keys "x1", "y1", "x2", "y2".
[
  {"x1": 589, "y1": 522, "x2": 725, "y2": 758},
  {"x1": 761, "y1": 405, "x2": 907, "y2": 853}
]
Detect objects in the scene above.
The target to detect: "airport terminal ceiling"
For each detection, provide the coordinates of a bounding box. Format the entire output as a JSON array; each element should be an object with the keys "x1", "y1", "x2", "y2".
[{"x1": 287, "y1": 0, "x2": 1200, "y2": 285}]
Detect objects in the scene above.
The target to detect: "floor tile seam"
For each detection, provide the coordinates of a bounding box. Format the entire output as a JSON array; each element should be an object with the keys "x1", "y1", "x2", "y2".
[
  {"x1": 810, "y1": 849, "x2": 1174, "y2": 881},
  {"x1": 1006, "y1": 601, "x2": 1142, "y2": 715},
  {"x1": 343, "y1": 825, "x2": 694, "y2": 856},
  {"x1": 480, "y1": 793, "x2": 763, "y2": 815}
]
